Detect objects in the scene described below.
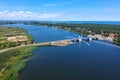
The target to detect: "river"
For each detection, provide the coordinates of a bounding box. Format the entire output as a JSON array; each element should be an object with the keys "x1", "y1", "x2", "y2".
[{"x1": 4, "y1": 24, "x2": 120, "y2": 80}]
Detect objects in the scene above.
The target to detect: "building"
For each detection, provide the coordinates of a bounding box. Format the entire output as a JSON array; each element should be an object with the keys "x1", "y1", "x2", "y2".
[{"x1": 109, "y1": 33, "x2": 116, "y2": 39}]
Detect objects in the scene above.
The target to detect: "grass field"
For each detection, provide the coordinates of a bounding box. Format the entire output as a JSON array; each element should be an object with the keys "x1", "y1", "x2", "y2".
[{"x1": 0, "y1": 46, "x2": 37, "y2": 80}]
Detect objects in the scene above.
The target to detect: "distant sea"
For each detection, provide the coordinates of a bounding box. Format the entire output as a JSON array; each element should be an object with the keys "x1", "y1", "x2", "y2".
[
  {"x1": 0, "y1": 20, "x2": 120, "y2": 25},
  {"x1": 37, "y1": 21, "x2": 120, "y2": 25}
]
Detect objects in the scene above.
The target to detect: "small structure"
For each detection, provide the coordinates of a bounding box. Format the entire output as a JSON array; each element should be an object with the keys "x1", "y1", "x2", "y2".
[{"x1": 109, "y1": 33, "x2": 116, "y2": 39}]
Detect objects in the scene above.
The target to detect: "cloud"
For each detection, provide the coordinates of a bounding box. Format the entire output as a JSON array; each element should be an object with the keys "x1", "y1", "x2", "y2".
[
  {"x1": 0, "y1": 10, "x2": 119, "y2": 21},
  {"x1": 0, "y1": 10, "x2": 61, "y2": 20}
]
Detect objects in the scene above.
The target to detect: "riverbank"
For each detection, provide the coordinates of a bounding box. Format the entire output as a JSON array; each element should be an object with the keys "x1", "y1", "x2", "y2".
[
  {"x1": 0, "y1": 26, "x2": 34, "y2": 50},
  {"x1": 0, "y1": 46, "x2": 37, "y2": 80},
  {"x1": 0, "y1": 39, "x2": 73, "y2": 80},
  {"x1": 18, "y1": 22, "x2": 120, "y2": 45},
  {"x1": 0, "y1": 25, "x2": 37, "y2": 80}
]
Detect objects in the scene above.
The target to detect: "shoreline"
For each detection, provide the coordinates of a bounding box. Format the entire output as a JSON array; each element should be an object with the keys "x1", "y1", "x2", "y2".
[
  {"x1": 0, "y1": 25, "x2": 37, "y2": 80},
  {"x1": 0, "y1": 41, "x2": 72, "y2": 80},
  {"x1": 1, "y1": 46, "x2": 37, "y2": 80}
]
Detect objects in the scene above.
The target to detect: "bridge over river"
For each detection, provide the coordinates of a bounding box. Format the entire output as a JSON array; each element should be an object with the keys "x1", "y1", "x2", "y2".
[
  {"x1": 0, "y1": 38, "x2": 120, "y2": 54},
  {"x1": 0, "y1": 39, "x2": 74, "y2": 54}
]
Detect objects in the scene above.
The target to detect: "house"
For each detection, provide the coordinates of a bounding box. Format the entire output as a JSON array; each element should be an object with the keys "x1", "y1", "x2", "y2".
[{"x1": 109, "y1": 33, "x2": 116, "y2": 39}]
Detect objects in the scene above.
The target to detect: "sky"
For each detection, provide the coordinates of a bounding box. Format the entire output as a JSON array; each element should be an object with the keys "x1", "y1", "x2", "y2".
[{"x1": 0, "y1": 0, "x2": 120, "y2": 21}]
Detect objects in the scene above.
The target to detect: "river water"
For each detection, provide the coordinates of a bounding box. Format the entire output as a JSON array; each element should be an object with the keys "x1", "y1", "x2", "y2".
[{"x1": 4, "y1": 24, "x2": 120, "y2": 80}]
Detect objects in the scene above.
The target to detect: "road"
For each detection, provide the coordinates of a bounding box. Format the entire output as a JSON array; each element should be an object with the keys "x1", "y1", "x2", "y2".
[
  {"x1": 0, "y1": 39, "x2": 120, "y2": 54},
  {"x1": 0, "y1": 42, "x2": 51, "y2": 53},
  {"x1": 0, "y1": 39, "x2": 73, "y2": 53}
]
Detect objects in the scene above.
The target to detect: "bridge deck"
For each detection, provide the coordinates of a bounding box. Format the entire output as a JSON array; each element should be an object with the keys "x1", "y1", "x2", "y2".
[
  {"x1": 0, "y1": 39, "x2": 73, "y2": 53},
  {"x1": 0, "y1": 38, "x2": 120, "y2": 54}
]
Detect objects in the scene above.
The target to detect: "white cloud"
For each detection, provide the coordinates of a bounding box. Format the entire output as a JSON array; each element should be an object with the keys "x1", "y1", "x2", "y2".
[
  {"x1": 0, "y1": 10, "x2": 61, "y2": 20},
  {"x1": 0, "y1": 10, "x2": 120, "y2": 21}
]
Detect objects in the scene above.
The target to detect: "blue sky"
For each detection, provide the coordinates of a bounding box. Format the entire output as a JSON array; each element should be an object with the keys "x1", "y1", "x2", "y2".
[{"x1": 0, "y1": 0, "x2": 120, "y2": 21}]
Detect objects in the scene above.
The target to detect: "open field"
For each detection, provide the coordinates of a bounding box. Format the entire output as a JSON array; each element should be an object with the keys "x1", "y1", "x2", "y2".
[
  {"x1": 0, "y1": 26, "x2": 34, "y2": 50},
  {"x1": 0, "y1": 46, "x2": 37, "y2": 80}
]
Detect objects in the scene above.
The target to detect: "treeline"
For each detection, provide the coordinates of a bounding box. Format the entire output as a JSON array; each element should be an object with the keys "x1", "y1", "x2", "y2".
[
  {"x1": 21, "y1": 21, "x2": 120, "y2": 33},
  {"x1": 27, "y1": 34, "x2": 34, "y2": 43},
  {"x1": 114, "y1": 33, "x2": 120, "y2": 44},
  {"x1": 1, "y1": 21, "x2": 120, "y2": 34}
]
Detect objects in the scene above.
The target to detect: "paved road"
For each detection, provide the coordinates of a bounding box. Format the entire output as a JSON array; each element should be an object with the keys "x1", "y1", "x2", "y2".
[
  {"x1": 0, "y1": 42, "x2": 50, "y2": 53},
  {"x1": 0, "y1": 39, "x2": 74, "y2": 53},
  {"x1": 0, "y1": 39, "x2": 120, "y2": 54}
]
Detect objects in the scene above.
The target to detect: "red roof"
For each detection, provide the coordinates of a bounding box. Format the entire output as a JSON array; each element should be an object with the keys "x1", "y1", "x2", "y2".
[{"x1": 109, "y1": 33, "x2": 116, "y2": 37}]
